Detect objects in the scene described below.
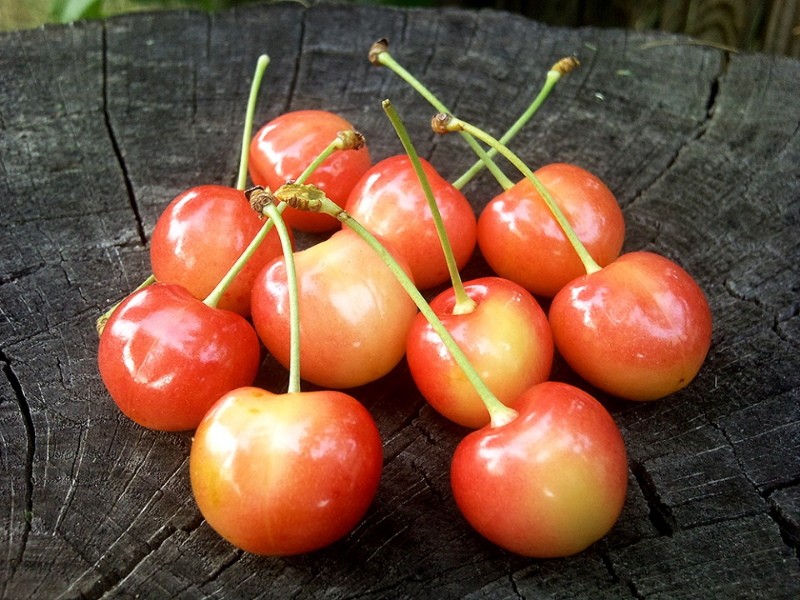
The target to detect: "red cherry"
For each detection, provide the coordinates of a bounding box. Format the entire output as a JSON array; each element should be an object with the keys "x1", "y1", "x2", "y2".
[
  {"x1": 149, "y1": 185, "x2": 287, "y2": 317},
  {"x1": 97, "y1": 283, "x2": 261, "y2": 431},
  {"x1": 190, "y1": 386, "x2": 383, "y2": 556},
  {"x1": 406, "y1": 277, "x2": 553, "y2": 428},
  {"x1": 251, "y1": 228, "x2": 418, "y2": 389},
  {"x1": 549, "y1": 251, "x2": 713, "y2": 401},
  {"x1": 345, "y1": 155, "x2": 477, "y2": 290},
  {"x1": 451, "y1": 381, "x2": 628, "y2": 557},
  {"x1": 249, "y1": 110, "x2": 372, "y2": 232},
  {"x1": 477, "y1": 163, "x2": 625, "y2": 297}
]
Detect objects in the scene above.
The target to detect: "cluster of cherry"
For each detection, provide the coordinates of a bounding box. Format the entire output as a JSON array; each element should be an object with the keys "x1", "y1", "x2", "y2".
[{"x1": 96, "y1": 41, "x2": 712, "y2": 559}]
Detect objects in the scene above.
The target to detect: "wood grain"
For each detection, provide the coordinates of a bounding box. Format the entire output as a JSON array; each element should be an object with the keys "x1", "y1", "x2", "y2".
[{"x1": 1, "y1": 3, "x2": 798, "y2": 598}]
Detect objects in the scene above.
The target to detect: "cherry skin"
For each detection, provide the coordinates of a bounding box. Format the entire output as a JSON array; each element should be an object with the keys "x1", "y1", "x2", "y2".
[
  {"x1": 478, "y1": 163, "x2": 625, "y2": 298},
  {"x1": 450, "y1": 381, "x2": 628, "y2": 558},
  {"x1": 549, "y1": 251, "x2": 713, "y2": 401},
  {"x1": 190, "y1": 386, "x2": 383, "y2": 556},
  {"x1": 150, "y1": 185, "x2": 287, "y2": 317},
  {"x1": 249, "y1": 110, "x2": 372, "y2": 232},
  {"x1": 406, "y1": 277, "x2": 553, "y2": 428},
  {"x1": 345, "y1": 155, "x2": 477, "y2": 290},
  {"x1": 250, "y1": 228, "x2": 418, "y2": 389},
  {"x1": 97, "y1": 283, "x2": 261, "y2": 431}
]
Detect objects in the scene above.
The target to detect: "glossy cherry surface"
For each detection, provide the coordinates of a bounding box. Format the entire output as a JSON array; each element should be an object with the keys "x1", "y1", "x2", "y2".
[
  {"x1": 478, "y1": 163, "x2": 625, "y2": 297},
  {"x1": 406, "y1": 277, "x2": 553, "y2": 428},
  {"x1": 150, "y1": 185, "x2": 286, "y2": 317},
  {"x1": 450, "y1": 381, "x2": 628, "y2": 557},
  {"x1": 345, "y1": 155, "x2": 477, "y2": 290},
  {"x1": 249, "y1": 110, "x2": 372, "y2": 232},
  {"x1": 549, "y1": 251, "x2": 713, "y2": 401},
  {"x1": 250, "y1": 228, "x2": 418, "y2": 389},
  {"x1": 190, "y1": 386, "x2": 383, "y2": 555},
  {"x1": 97, "y1": 283, "x2": 261, "y2": 431}
]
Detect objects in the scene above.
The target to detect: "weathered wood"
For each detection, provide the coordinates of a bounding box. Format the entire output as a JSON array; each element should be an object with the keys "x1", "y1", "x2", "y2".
[{"x1": 1, "y1": 2, "x2": 799, "y2": 598}]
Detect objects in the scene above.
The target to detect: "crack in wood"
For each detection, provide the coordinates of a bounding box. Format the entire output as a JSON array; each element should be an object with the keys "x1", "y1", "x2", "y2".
[
  {"x1": 281, "y1": 8, "x2": 307, "y2": 115},
  {"x1": 100, "y1": 23, "x2": 146, "y2": 248},
  {"x1": 0, "y1": 351, "x2": 35, "y2": 591},
  {"x1": 630, "y1": 460, "x2": 677, "y2": 536}
]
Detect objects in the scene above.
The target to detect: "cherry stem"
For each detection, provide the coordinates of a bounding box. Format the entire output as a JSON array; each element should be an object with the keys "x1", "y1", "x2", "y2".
[
  {"x1": 433, "y1": 113, "x2": 602, "y2": 275},
  {"x1": 235, "y1": 54, "x2": 270, "y2": 191},
  {"x1": 452, "y1": 56, "x2": 579, "y2": 191},
  {"x1": 95, "y1": 274, "x2": 156, "y2": 335},
  {"x1": 274, "y1": 183, "x2": 518, "y2": 428},
  {"x1": 369, "y1": 39, "x2": 514, "y2": 191},
  {"x1": 297, "y1": 129, "x2": 364, "y2": 185},
  {"x1": 381, "y1": 99, "x2": 476, "y2": 314},
  {"x1": 261, "y1": 199, "x2": 301, "y2": 394}
]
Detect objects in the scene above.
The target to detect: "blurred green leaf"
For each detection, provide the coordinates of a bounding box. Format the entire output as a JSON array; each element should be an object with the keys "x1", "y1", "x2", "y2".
[{"x1": 51, "y1": 0, "x2": 105, "y2": 22}]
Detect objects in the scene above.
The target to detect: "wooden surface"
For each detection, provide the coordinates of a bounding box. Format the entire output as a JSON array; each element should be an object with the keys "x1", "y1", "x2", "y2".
[{"x1": 1, "y1": 2, "x2": 799, "y2": 598}]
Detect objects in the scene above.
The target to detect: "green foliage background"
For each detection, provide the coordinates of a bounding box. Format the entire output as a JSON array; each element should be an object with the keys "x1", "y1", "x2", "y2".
[{"x1": 1, "y1": 0, "x2": 795, "y2": 57}]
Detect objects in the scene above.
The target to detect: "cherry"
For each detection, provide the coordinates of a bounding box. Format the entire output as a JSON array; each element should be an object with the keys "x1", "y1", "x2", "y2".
[
  {"x1": 549, "y1": 251, "x2": 713, "y2": 401},
  {"x1": 406, "y1": 277, "x2": 553, "y2": 428},
  {"x1": 190, "y1": 386, "x2": 383, "y2": 556},
  {"x1": 250, "y1": 221, "x2": 418, "y2": 389},
  {"x1": 450, "y1": 381, "x2": 628, "y2": 557},
  {"x1": 345, "y1": 154, "x2": 477, "y2": 290},
  {"x1": 149, "y1": 184, "x2": 286, "y2": 316},
  {"x1": 97, "y1": 282, "x2": 261, "y2": 431},
  {"x1": 478, "y1": 163, "x2": 625, "y2": 298},
  {"x1": 249, "y1": 109, "x2": 372, "y2": 232}
]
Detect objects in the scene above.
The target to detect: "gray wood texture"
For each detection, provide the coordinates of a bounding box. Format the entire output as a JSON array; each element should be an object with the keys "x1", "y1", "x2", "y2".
[{"x1": 1, "y1": 2, "x2": 798, "y2": 598}]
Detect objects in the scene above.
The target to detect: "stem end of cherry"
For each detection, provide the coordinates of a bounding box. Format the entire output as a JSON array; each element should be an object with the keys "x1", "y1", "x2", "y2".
[
  {"x1": 431, "y1": 112, "x2": 458, "y2": 134},
  {"x1": 552, "y1": 56, "x2": 580, "y2": 76},
  {"x1": 245, "y1": 185, "x2": 275, "y2": 218},
  {"x1": 369, "y1": 38, "x2": 390, "y2": 65},
  {"x1": 337, "y1": 129, "x2": 366, "y2": 151}
]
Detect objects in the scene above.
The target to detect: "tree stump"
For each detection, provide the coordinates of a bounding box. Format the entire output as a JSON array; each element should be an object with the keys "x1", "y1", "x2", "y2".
[{"x1": 1, "y1": 3, "x2": 798, "y2": 598}]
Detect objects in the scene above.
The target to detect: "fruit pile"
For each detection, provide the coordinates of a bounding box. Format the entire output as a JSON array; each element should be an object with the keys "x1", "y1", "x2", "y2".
[{"x1": 96, "y1": 40, "x2": 713, "y2": 559}]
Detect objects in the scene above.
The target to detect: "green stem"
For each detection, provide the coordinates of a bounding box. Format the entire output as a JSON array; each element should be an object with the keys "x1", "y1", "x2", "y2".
[
  {"x1": 275, "y1": 184, "x2": 518, "y2": 428},
  {"x1": 433, "y1": 113, "x2": 602, "y2": 275},
  {"x1": 295, "y1": 130, "x2": 364, "y2": 186},
  {"x1": 262, "y1": 201, "x2": 301, "y2": 394},
  {"x1": 452, "y1": 57, "x2": 578, "y2": 190},
  {"x1": 236, "y1": 54, "x2": 270, "y2": 191},
  {"x1": 381, "y1": 99, "x2": 476, "y2": 314},
  {"x1": 370, "y1": 39, "x2": 514, "y2": 191}
]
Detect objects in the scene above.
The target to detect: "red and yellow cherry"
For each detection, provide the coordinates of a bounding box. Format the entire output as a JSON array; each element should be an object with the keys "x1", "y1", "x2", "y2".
[
  {"x1": 250, "y1": 228, "x2": 418, "y2": 389},
  {"x1": 97, "y1": 283, "x2": 261, "y2": 431},
  {"x1": 477, "y1": 162, "x2": 625, "y2": 297},
  {"x1": 450, "y1": 381, "x2": 628, "y2": 557},
  {"x1": 249, "y1": 110, "x2": 372, "y2": 232},
  {"x1": 345, "y1": 155, "x2": 477, "y2": 290},
  {"x1": 190, "y1": 386, "x2": 383, "y2": 556},
  {"x1": 406, "y1": 277, "x2": 553, "y2": 428},
  {"x1": 549, "y1": 251, "x2": 713, "y2": 401},
  {"x1": 149, "y1": 185, "x2": 287, "y2": 317}
]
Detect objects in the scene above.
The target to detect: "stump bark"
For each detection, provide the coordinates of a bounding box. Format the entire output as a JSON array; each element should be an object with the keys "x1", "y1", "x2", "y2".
[{"x1": 1, "y1": 3, "x2": 798, "y2": 598}]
